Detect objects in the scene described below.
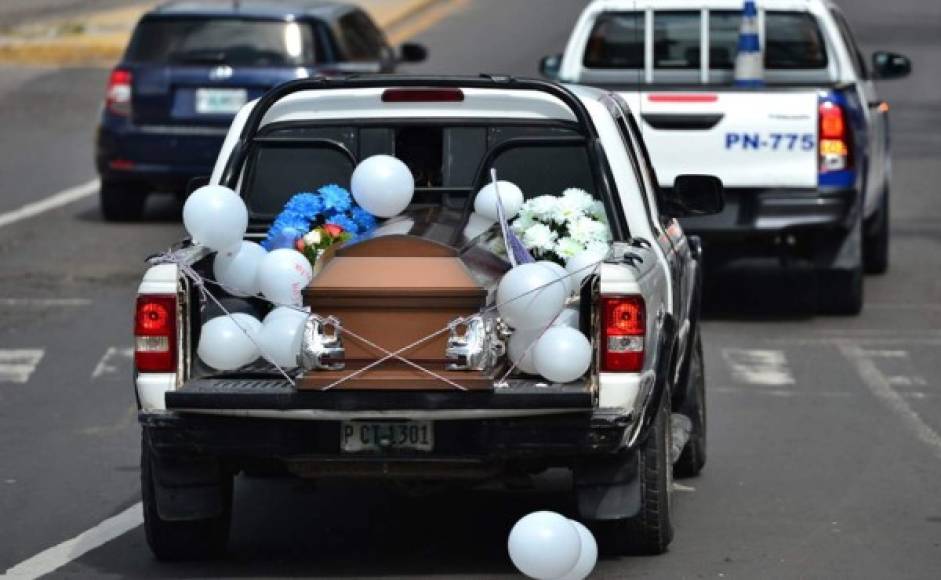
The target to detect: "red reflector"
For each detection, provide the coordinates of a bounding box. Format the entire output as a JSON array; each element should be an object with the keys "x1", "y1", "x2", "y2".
[
  {"x1": 382, "y1": 88, "x2": 464, "y2": 103},
  {"x1": 601, "y1": 296, "x2": 646, "y2": 372},
  {"x1": 109, "y1": 159, "x2": 135, "y2": 170},
  {"x1": 648, "y1": 94, "x2": 718, "y2": 103},
  {"x1": 819, "y1": 102, "x2": 845, "y2": 139},
  {"x1": 135, "y1": 295, "x2": 176, "y2": 373}
]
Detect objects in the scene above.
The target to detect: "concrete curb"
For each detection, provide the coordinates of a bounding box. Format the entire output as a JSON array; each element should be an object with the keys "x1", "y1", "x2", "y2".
[{"x1": 0, "y1": 0, "x2": 442, "y2": 68}]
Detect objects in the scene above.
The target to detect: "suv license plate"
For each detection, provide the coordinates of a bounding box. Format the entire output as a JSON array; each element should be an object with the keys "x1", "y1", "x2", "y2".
[
  {"x1": 195, "y1": 88, "x2": 247, "y2": 114},
  {"x1": 340, "y1": 421, "x2": 434, "y2": 453}
]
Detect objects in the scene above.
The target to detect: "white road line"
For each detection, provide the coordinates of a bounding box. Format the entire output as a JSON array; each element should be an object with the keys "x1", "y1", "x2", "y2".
[
  {"x1": 2, "y1": 502, "x2": 143, "y2": 579},
  {"x1": 0, "y1": 298, "x2": 91, "y2": 307},
  {"x1": 0, "y1": 179, "x2": 98, "y2": 230},
  {"x1": 721, "y1": 348, "x2": 795, "y2": 386},
  {"x1": 839, "y1": 343, "x2": 941, "y2": 462},
  {"x1": 0, "y1": 349, "x2": 44, "y2": 383},
  {"x1": 91, "y1": 347, "x2": 134, "y2": 379}
]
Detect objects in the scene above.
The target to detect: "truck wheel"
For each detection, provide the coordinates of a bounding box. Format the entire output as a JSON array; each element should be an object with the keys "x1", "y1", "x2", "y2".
[
  {"x1": 141, "y1": 436, "x2": 232, "y2": 561},
  {"x1": 675, "y1": 334, "x2": 706, "y2": 478},
  {"x1": 600, "y1": 393, "x2": 674, "y2": 555},
  {"x1": 100, "y1": 180, "x2": 147, "y2": 221},
  {"x1": 864, "y1": 188, "x2": 890, "y2": 275},
  {"x1": 817, "y1": 265, "x2": 864, "y2": 316}
]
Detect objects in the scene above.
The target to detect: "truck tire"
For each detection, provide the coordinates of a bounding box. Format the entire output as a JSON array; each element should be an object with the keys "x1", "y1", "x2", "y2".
[
  {"x1": 100, "y1": 180, "x2": 147, "y2": 221},
  {"x1": 600, "y1": 393, "x2": 674, "y2": 555},
  {"x1": 675, "y1": 334, "x2": 706, "y2": 478},
  {"x1": 864, "y1": 188, "x2": 889, "y2": 275},
  {"x1": 141, "y1": 436, "x2": 232, "y2": 561}
]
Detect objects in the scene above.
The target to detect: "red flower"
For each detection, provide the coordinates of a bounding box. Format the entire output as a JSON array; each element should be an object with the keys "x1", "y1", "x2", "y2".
[{"x1": 322, "y1": 223, "x2": 344, "y2": 237}]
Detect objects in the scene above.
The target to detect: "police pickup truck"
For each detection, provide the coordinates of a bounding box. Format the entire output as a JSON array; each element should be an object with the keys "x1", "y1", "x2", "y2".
[
  {"x1": 133, "y1": 76, "x2": 723, "y2": 559},
  {"x1": 543, "y1": 0, "x2": 911, "y2": 314}
]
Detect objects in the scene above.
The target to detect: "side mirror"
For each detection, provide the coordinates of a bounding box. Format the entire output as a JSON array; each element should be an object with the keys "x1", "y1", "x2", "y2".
[
  {"x1": 399, "y1": 42, "x2": 428, "y2": 63},
  {"x1": 661, "y1": 175, "x2": 724, "y2": 217},
  {"x1": 185, "y1": 175, "x2": 210, "y2": 196},
  {"x1": 872, "y1": 51, "x2": 911, "y2": 80},
  {"x1": 539, "y1": 54, "x2": 562, "y2": 79}
]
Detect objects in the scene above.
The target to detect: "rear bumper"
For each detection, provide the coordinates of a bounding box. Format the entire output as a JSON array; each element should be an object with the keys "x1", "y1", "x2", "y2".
[
  {"x1": 95, "y1": 115, "x2": 226, "y2": 187},
  {"x1": 681, "y1": 187, "x2": 856, "y2": 239}
]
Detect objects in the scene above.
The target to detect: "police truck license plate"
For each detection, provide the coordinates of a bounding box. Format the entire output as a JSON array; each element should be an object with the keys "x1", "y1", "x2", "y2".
[
  {"x1": 341, "y1": 421, "x2": 434, "y2": 452},
  {"x1": 195, "y1": 88, "x2": 247, "y2": 114}
]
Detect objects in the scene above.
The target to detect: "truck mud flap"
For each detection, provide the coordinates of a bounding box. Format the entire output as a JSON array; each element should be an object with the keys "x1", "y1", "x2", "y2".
[{"x1": 574, "y1": 449, "x2": 641, "y2": 521}]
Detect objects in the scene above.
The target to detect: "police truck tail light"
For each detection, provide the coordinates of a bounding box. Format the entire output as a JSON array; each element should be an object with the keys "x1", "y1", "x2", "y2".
[
  {"x1": 106, "y1": 69, "x2": 132, "y2": 116},
  {"x1": 135, "y1": 295, "x2": 176, "y2": 373},
  {"x1": 819, "y1": 101, "x2": 851, "y2": 173},
  {"x1": 601, "y1": 296, "x2": 645, "y2": 372}
]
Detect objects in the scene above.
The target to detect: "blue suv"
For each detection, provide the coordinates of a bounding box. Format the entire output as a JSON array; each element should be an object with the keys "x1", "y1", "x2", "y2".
[{"x1": 95, "y1": 0, "x2": 427, "y2": 220}]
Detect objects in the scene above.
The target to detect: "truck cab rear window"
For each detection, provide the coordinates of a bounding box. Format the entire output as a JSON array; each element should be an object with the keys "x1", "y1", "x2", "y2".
[
  {"x1": 126, "y1": 18, "x2": 316, "y2": 66},
  {"x1": 584, "y1": 10, "x2": 828, "y2": 71}
]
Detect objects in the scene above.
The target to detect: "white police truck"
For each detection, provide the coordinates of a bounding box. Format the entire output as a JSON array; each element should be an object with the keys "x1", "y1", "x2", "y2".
[{"x1": 543, "y1": 0, "x2": 911, "y2": 314}]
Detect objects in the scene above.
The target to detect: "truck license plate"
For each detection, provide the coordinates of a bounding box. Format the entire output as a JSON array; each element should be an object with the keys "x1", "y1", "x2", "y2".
[
  {"x1": 195, "y1": 88, "x2": 247, "y2": 114},
  {"x1": 340, "y1": 421, "x2": 434, "y2": 452}
]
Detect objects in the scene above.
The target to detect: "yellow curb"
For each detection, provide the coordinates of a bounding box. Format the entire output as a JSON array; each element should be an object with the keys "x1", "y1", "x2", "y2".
[{"x1": 0, "y1": 0, "x2": 449, "y2": 68}]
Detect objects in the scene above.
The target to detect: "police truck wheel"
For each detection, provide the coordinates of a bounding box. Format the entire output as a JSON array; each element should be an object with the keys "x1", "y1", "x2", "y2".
[
  {"x1": 864, "y1": 188, "x2": 890, "y2": 275},
  {"x1": 141, "y1": 435, "x2": 232, "y2": 561},
  {"x1": 600, "y1": 393, "x2": 674, "y2": 555},
  {"x1": 675, "y1": 334, "x2": 706, "y2": 478},
  {"x1": 100, "y1": 180, "x2": 147, "y2": 221}
]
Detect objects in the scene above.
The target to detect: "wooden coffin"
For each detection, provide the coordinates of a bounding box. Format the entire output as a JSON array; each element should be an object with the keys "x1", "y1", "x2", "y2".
[{"x1": 298, "y1": 234, "x2": 498, "y2": 391}]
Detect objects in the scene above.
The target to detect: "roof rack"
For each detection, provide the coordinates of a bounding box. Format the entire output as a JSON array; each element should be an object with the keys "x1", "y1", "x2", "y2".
[{"x1": 219, "y1": 75, "x2": 599, "y2": 188}]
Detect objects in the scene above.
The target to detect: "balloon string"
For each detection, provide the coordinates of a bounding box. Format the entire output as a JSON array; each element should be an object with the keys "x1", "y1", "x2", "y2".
[{"x1": 153, "y1": 248, "x2": 607, "y2": 391}]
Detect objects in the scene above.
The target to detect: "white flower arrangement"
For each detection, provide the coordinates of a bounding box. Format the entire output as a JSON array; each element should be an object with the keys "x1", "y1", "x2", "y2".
[{"x1": 510, "y1": 188, "x2": 612, "y2": 265}]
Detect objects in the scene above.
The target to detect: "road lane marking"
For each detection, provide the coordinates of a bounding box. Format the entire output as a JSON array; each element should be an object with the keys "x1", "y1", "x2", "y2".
[
  {"x1": 0, "y1": 179, "x2": 98, "y2": 230},
  {"x1": 91, "y1": 347, "x2": 134, "y2": 379},
  {"x1": 387, "y1": 0, "x2": 471, "y2": 44},
  {"x1": 2, "y1": 502, "x2": 143, "y2": 579},
  {"x1": 0, "y1": 298, "x2": 91, "y2": 307},
  {"x1": 721, "y1": 349, "x2": 795, "y2": 386},
  {"x1": 0, "y1": 349, "x2": 44, "y2": 383},
  {"x1": 839, "y1": 343, "x2": 941, "y2": 462}
]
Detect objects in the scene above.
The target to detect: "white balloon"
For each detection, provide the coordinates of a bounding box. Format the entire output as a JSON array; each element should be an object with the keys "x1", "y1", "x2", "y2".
[
  {"x1": 565, "y1": 247, "x2": 607, "y2": 290},
  {"x1": 463, "y1": 212, "x2": 496, "y2": 240},
  {"x1": 497, "y1": 263, "x2": 567, "y2": 330},
  {"x1": 213, "y1": 241, "x2": 266, "y2": 297},
  {"x1": 183, "y1": 185, "x2": 248, "y2": 251},
  {"x1": 537, "y1": 260, "x2": 574, "y2": 297},
  {"x1": 257, "y1": 311, "x2": 308, "y2": 368},
  {"x1": 257, "y1": 249, "x2": 313, "y2": 307},
  {"x1": 554, "y1": 306, "x2": 580, "y2": 330},
  {"x1": 558, "y1": 521, "x2": 598, "y2": 580},
  {"x1": 508, "y1": 511, "x2": 581, "y2": 580},
  {"x1": 474, "y1": 181, "x2": 524, "y2": 221},
  {"x1": 263, "y1": 306, "x2": 308, "y2": 325},
  {"x1": 507, "y1": 328, "x2": 542, "y2": 375},
  {"x1": 197, "y1": 313, "x2": 261, "y2": 370},
  {"x1": 533, "y1": 326, "x2": 592, "y2": 383},
  {"x1": 350, "y1": 155, "x2": 414, "y2": 218}
]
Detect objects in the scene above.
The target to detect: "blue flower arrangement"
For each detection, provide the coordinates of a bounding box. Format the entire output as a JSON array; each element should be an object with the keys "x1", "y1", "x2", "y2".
[{"x1": 263, "y1": 184, "x2": 377, "y2": 250}]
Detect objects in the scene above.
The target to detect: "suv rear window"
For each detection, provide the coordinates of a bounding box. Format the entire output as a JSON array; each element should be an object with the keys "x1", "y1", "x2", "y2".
[
  {"x1": 584, "y1": 10, "x2": 828, "y2": 71},
  {"x1": 126, "y1": 17, "x2": 316, "y2": 66}
]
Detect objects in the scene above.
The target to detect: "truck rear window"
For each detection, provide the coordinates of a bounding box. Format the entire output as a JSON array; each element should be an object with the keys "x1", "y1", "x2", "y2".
[
  {"x1": 584, "y1": 10, "x2": 828, "y2": 71},
  {"x1": 125, "y1": 17, "x2": 316, "y2": 66}
]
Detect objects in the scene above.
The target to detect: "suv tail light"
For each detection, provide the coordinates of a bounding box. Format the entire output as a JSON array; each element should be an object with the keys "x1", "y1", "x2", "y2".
[
  {"x1": 601, "y1": 296, "x2": 645, "y2": 372},
  {"x1": 106, "y1": 68, "x2": 132, "y2": 116},
  {"x1": 819, "y1": 101, "x2": 851, "y2": 173},
  {"x1": 135, "y1": 295, "x2": 177, "y2": 373}
]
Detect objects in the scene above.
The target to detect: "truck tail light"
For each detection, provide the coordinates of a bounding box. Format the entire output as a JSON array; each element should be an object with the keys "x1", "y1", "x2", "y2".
[
  {"x1": 819, "y1": 101, "x2": 851, "y2": 173},
  {"x1": 135, "y1": 295, "x2": 177, "y2": 373},
  {"x1": 601, "y1": 296, "x2": 645, "y2": 372},
  {"x1": 382, "y1": 88, "x2": 464, "y2": 102},
  {"x1": 106, "y1": 68, "x2": 132, "y2": 116}
]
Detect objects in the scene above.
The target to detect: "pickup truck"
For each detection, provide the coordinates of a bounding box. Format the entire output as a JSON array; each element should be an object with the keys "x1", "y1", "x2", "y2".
[
  {"x1": 133, "y1": 76, "x2": 723, "y2": 560},
  {"x1": 542, "y1": 0, "x2": 912, "y2": 314}
]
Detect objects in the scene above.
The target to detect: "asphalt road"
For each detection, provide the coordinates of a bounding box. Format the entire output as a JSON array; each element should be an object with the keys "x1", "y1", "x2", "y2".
[{"x1": 0, "y1": 0, "x2": 940, "y2": 578}]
